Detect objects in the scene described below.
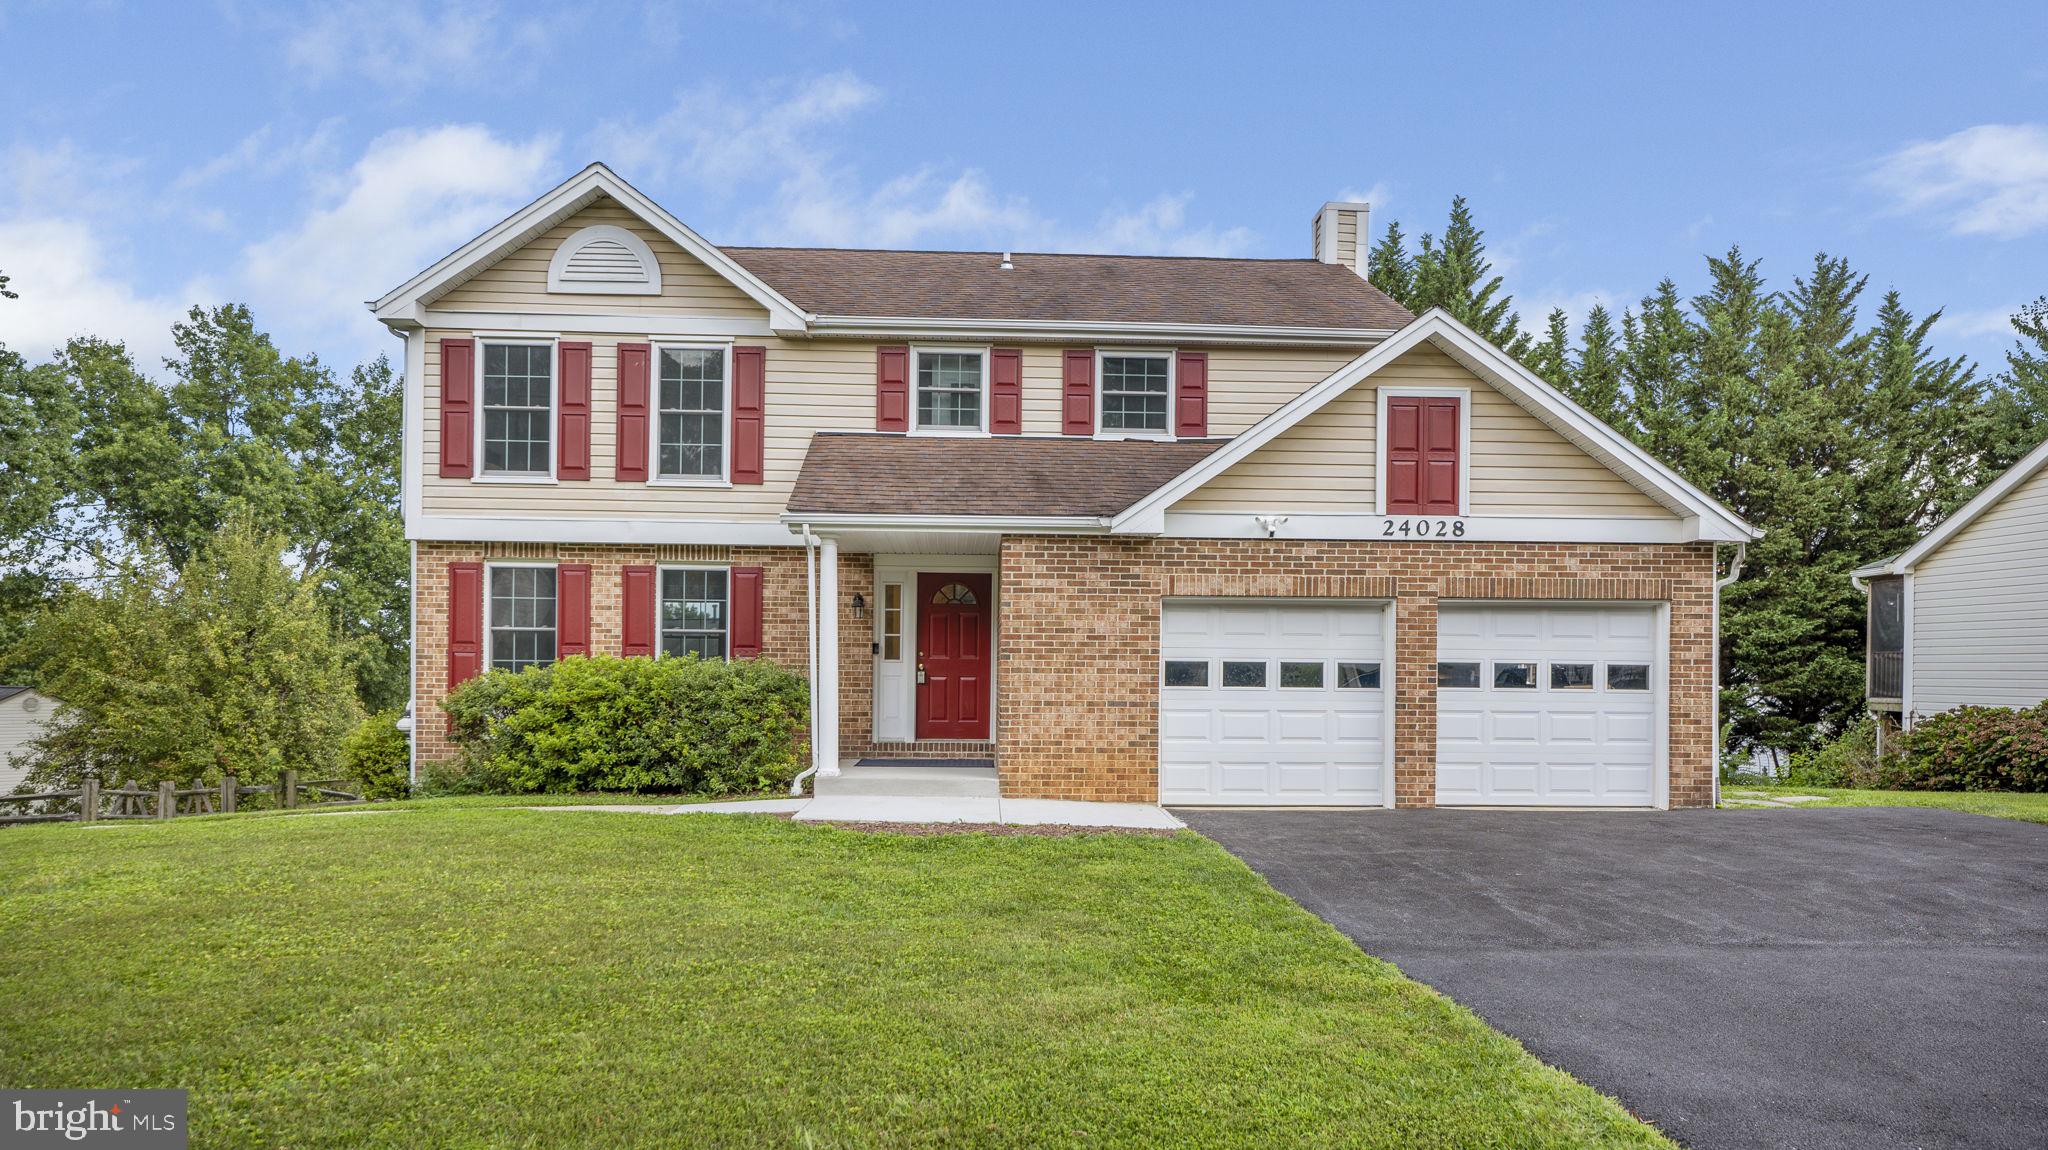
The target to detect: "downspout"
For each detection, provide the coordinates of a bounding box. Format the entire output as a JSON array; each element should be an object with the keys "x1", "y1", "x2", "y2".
[
  {"x1": 790, "y1": 524, "x2": 822, "y2": 795},
  {"x1": 1712, "y1": 542, "x2": 1747, "y2": 805}
]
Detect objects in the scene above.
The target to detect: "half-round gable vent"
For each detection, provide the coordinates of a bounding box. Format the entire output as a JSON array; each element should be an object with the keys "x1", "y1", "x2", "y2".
[{"x1": 546, "y1": 224, "x2": 663, "y2": 295}]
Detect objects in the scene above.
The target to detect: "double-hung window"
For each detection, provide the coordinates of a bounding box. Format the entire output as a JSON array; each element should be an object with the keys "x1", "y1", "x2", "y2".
[
  {"x1": 915, "y1": 349, "x2": 984, "y2": 431},
  {"x1": 481, "y1": 342, "x2": 553, "y2": 476},
  {"x1": 1099, "y1": 352, "x2": 1172, "y2": 434},
  {"x1": 488, "y1": 565, "x2": 557, "y2": 671},
  {"x1": 660, "y1": 568, "x2": 729, "y2": 659},
  {"x1": 658, "y1": 347, "x2": 726, "y2": 480}
]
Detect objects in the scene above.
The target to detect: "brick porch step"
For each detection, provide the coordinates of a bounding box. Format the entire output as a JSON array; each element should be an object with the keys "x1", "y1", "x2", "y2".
[{"x1": 813, "y1": 764, "x2": 999, "y2": 799}]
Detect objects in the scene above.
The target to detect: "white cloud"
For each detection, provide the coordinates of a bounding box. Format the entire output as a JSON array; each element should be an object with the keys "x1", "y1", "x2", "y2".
[
  {"x1": 282, "y1": 0, "x2": 554, "y2": 94},
  {"x1": 1935, "y1": 304, "x2": 2024, "y2": 341},
  {"x1": 1870, "y1": 123, "x2": 2048, "y2": 238},
  {"x1": 593, "y1": 72, "x2": 1257, "y2": 255},
  {"x1": 238, "y1": 124, "x2": 556, "y2": 349},
  {"x1": 1336, "y1": 182, "x2": 1393, "y2": 210},
  {"x1": 0, "y1": 217, "x2": 197, "y2": 368}
]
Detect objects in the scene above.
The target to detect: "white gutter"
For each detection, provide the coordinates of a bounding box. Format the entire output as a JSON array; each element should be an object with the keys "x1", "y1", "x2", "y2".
[
  {"x1": 780, "y1": 513, "x2": 1113, "y2": 534},
  {"x1": 1711, "y1": 542, "x2": 1747, "y2": 805},
  {"x1": 803, "y1": 314, "x2": 1399, "y2": 348},
  {"x1": 790, "y1": 524, "x2": 823, "y2": 796}
]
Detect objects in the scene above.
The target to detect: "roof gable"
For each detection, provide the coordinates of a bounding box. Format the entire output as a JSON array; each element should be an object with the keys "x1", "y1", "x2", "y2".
[
  {"x1": 369, "y1": 163, "x2": 809, "y2": 331},
  {"x1": 1115, "y1": 309, "x2": 1759, "y2": 541},
  {"x1": 1856, "y1": 435, "x2": 2048, "y2": 575}
]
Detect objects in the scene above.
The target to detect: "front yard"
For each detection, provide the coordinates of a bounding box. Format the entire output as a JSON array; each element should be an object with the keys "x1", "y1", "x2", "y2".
[
  {"x1": 0, "y1": 805, "x2": 1669, "y2": 1148},
  {"x1": 1724, "y1": 785, "x2": 2048, "y2": 825}
]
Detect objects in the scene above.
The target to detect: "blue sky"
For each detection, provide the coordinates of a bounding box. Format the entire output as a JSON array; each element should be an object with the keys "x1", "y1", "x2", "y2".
[{"x1": 2, "y1": 0, "x2": 2043, "y2": 376}]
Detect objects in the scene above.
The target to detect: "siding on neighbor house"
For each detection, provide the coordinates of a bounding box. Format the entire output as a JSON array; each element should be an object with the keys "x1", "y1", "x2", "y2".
[
  {"x1": 434, "y1": 200, "x2": 769, "y2": 318},
  {"x1": 1909, "y1": 463, "x2": 2048, "y2": 715},
  {"x1": 0, "y1": 691, "x2": 52, "y2": 793},
  {"x1": 1171, "y1": 344, "x2": 1674, "y2": 518}
]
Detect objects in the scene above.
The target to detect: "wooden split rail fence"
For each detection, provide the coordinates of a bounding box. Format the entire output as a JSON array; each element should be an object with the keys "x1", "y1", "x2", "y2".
[{"x1": 0, "y1": 770, "x2": 365, "y2": 826}]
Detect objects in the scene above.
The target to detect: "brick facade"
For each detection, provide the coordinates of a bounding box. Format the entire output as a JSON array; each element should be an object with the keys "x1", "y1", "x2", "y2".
[
  {"x1": 995, "y1": 536, "x2": 1718, "y2": 807},
  {"x1": 411, "y1": 542, "x2": 871, "y2": 764}
]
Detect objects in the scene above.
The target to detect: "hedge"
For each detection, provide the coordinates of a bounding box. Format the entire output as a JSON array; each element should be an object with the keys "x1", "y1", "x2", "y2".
[
  {"x1": 440, "y1": 654, "x2": 809, "y2": 795},
  {"x1": 1784, "y1": 703, "x2": 2048, "y2": 792}
]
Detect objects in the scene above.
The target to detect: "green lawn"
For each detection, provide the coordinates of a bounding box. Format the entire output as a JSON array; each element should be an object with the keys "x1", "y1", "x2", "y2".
[
  {"x1": 0, "y1": 806, "x2": 1669, "y2": 1149},
  {"x1": 1723, "y1": 784, "x2": 2048, "y2": 825}
]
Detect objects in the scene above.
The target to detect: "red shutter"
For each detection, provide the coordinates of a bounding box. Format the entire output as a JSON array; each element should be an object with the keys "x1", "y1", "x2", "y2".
[
  {"x1": 615, "y1": 343, "x2": 651, "y2": 482},
  {"x1": 1062, "y1": 350, "x2": 1094, "y2": 435},
  {"x1": 438, "y1": 339, "x2": 475, "y2": 478},
  {"x1": 989, "y1": 348, "x2": 1023, "y2": 434},
  {"x1": 447, "y1": 562, "x2": 484, "y2": 689},
  {"x1": 1174, "y1": 351, "x2": 1209, "y2": 437},
  {"x1": 730, "y1": 566, "x2": 764, "y2": 659},
  {"x1": 621, "y1": 565, "x2": 656, "y2": 657},
  {"x1": 557, "y1": 342, "x2": 592, "y2": 480},
  {"x1": 731, "y1": 345, "x2": 766, "y2": 483},
  {"x1": 1386, "y1": 396, "x2": 1461, "y2": 515},
  {"x1": 556, "y1": 563, "x2": 591, "y2": 658},
  {"x1": 876, "y1": 346, "x2": 910, "y2": 432}
]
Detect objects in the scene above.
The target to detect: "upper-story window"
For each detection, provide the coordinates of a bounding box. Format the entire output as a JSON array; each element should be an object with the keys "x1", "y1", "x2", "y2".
[
  {"x1": 489, "y1": 564, "x2": 556, "y2": 671},
  {"x1": 658, "y1": 347, "x2": 727, "y2": 480},
  {"x1": 1099, "y1": 352, "x2": 1173, "y2": 435},
  {"x1": 481, "y1": 342, "x2": 553, "y2": 476},
  {"x1": 915, "y1": 349, "x2": 985, "y2": 432}
]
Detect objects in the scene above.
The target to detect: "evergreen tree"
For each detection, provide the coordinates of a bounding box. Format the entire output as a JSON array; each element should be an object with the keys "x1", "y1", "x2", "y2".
[
  {"x1": 1569, "y1": 304, "x2": 1626, "y2": 430},
  {"x1": 1366, "y1": 219, "x2": 1415, "y2": 308},
  {"x1": 1408, "y1": 196, "x2": 1529, "y2": 356},
  {"x1": 1528, "y1": 308, "x2": 1572, "y2": 389},
  {"x1": 1979, "y1": 296, "x2": 2048, "y2": 473}
]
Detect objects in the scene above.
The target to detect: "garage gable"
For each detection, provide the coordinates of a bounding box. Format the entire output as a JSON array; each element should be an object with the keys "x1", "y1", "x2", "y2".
[
  {"x1": 1172, "y1": 343, "x2": 1672, "y2": 519},
  {"x1": 1118, "y1": 309, "x2": 1759, "y2": 541}
]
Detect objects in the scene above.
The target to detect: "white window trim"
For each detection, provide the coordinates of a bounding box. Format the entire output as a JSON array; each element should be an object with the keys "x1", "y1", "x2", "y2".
[
  {"x1": 483, "y1": 560, "x2": 558, "y2": 672},
  {"x1": 648, "y1": 340, "x2": 736, "y2": 488},
  {"x1": 474, "y1": 335, "x2": 560, "y2": 483},
  {"x1": 908, "y1": 345, "x2": 991, "y2": 436},
  {"x1": 1094, "y1": 348, "x2": 1177, "y2": 440},
  {"x1": 1372, "y1": 385, "x2": 1472, "y2": 516},
  {"x1": 655, "y1": 563, "x2": 733, "y2": 663}
]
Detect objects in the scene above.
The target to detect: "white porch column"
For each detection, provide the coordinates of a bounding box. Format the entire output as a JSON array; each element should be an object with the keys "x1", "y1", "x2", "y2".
[{"x1": 818, "y1": 535, "x2": 842, "y2": 777}]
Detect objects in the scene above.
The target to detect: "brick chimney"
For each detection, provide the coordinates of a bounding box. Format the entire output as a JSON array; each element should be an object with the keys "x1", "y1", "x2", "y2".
[{"x1": 1312, "y1": 201, "x2": 1371, "y2": 279}]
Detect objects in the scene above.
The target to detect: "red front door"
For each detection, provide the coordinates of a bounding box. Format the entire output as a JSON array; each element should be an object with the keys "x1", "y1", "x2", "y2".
[{"x1": 916, "y1": 573, "x2": 992, "y2": 740}]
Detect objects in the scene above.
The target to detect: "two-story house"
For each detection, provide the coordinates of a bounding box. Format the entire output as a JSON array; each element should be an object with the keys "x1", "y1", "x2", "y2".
[{"x1": 373, "y1": 164, "x2": 1757, "y2": 809}]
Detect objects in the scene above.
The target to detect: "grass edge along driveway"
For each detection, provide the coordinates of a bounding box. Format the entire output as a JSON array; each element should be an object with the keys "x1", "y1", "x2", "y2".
[
  {"x1": 0, "y1": 806, "x2": 1672, "y2": 1149},
  {"x1": 1724, "y1": 785, "x2": 2048, "y2": 825}
]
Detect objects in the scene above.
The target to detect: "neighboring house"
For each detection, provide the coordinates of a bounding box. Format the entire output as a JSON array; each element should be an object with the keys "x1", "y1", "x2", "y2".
[
  {"x1": 0, "y1": 686, "x2": 54, "y2": 793},
  {"x1": 1853, "y1": 435, "x2": 2048, "y2": 724},
  {"x1": 372, "y1": 164, "x2": 1757, "y2": 809}
]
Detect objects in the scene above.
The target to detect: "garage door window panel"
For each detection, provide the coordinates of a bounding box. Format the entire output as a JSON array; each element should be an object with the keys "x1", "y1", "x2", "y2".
[
  {"x1": 1163, "y1": 660, "x2": 1209, "y2": 687},
  {"x1": 1337, "y1": 662, "x2": 1381, "y2": 689},
  {"x1": 1222, "y1": 661, "x2": 1267, "y2": 688},
  {"x1": 1280, "y1": 661, "x2": 1325, "y2": 688},
  {"x1": 1550, "y1": 663, "x2": 1595, "y2": 689},
  {"x1": 1493, "y1": 662, "x2": 1538, "y2": 689},
  {"x1": 1438, "y1": 662, "x2": 1482, "y2": 689},
  {"x1": 1607, "y1": 663, "x2": 1651, "y2": 691}
]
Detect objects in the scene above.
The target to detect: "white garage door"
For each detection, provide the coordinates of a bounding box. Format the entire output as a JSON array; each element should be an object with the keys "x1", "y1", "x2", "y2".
[
  {"x1": 1436, "y1": 604, "x2": 1661, "y2": 806},
  {"x1": 1159, "y1": 602, "x2": 1387, "y2": 805}
]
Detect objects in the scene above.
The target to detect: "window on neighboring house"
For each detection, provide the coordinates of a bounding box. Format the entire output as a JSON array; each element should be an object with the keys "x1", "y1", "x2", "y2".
[
  {"x1": 915, "y1": 350, "x2": 984, "y2": 430},
  {"x1": 1868, "y1": 575, "x2": 1905, "y2": 699},
  {"x1": 660, "y1": 568, "x2": 729, "y2": 659},
  {"x1": 658, "y1": 347, "x2": 726, "y2": 479},
  {"x1": 1099, "y1": 353, "x2": 1171, "y2": 434},
  {"x1": 488, "y1": 565, "x2": 556, "y2": 671},
  {"x1": 481, "y1": 342, "x2": 553, "y2": 475}
]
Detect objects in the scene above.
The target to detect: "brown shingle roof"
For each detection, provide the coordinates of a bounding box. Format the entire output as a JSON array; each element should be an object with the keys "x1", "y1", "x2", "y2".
[
  {"x1": 787, "y1": 433, "x2": 1228, "y2": 518},
  {"x1": 722, "y1": 247, "x2": 1412, "y2": 330}
]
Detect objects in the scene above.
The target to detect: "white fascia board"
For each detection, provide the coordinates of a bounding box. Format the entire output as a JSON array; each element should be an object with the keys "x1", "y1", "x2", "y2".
[
  {"x1": 1882, "y1": 434, "x2": 2048, "y2": 573},
  {"x1": 407, "y1": 515, "x2": 801, "y2": 547},
  {"x1": 778, "y1": 513, "x2": 1109, "y2": 534},
  {"x1": 1161, "y1": 512, "x2": 1714, "y2": 544},
  {"x1": 1113, "y1": 309, "x2": 1760, "y2": 541},
  {"x1": 419, "y1": 310, "x2": 777, "y2": 338},
  {"x1": 369, "y1": 163, "x2": 815, "y2": 334},
  {"x1": 804, "y1": 314, "x2": 1397, "y2": 348}
]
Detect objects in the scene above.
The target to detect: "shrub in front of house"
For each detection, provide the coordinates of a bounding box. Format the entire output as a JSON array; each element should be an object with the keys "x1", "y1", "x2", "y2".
[
  {"x1": 1877, "y1": 702, "x2": 2048, "y2": 792},
  {"x1": 1781, "y1": 716, "x2": 1891, "y2": 788},
  {"x1": 340, "y1": 710, "x2": 412, "y2": 801},
  {"x1": 442, "y1": 654, "x2": 810, "y2": 795}
]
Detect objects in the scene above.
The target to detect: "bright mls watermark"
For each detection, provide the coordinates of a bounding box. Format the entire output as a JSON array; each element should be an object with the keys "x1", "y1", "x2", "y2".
[{"x1": 6, "y1": 1091, "x2": 186, "y2": 1147}]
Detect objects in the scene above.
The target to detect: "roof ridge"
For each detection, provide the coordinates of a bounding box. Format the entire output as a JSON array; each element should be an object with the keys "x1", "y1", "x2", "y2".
[{"x1": 721, "y1": 244, "x2": 1334, "y2": 266}]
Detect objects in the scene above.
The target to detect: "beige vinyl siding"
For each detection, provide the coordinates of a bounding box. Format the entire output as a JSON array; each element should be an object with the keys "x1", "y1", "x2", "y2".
[
  {"x1": 1908, "y1": 463, "x2": 2048, "y2": 715},
  {"x1": 434, "y1": 200, "x2": 768, "y2": 318},
  {"x1": 0, "y1": 691, "x2": 51, "y2": 793},
  {"x1": 1174, "y1": 344, "x2": 1672, "y2": 518},
  {"x1": 423, "y1": 339, "x2": 1372, "y2": 522}
]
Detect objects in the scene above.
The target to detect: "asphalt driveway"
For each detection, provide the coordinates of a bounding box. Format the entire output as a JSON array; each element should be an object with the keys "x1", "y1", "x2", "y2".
[{"x1": 1178, "y1": 807, "x2": 2048, "y2": 1150}]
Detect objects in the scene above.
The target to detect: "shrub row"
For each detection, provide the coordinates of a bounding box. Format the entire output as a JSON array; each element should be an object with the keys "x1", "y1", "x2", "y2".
[
  {"x1": 436, "y1": 654, "x2": 809, "y2": 795},
  {"x1": 1784, "y1": 702, "x2": 2048, "y2": 792}
]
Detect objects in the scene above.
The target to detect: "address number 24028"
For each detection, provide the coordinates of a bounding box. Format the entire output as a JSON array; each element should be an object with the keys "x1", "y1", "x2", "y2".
[{"x1": 1381, "y1": 517, "x2": 1466, "y2": 538}]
